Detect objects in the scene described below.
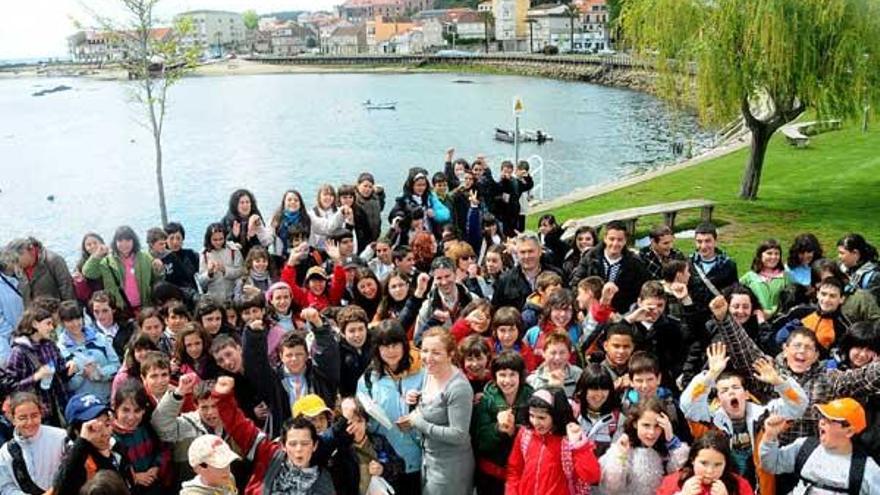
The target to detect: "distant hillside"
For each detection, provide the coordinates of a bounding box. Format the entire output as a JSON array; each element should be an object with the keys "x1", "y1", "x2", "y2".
[{"x1": 261, "y1": 11, "x2": 306, "y2": 21}]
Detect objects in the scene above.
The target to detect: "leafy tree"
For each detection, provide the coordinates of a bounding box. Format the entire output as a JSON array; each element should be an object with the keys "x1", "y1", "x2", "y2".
[
  {"x1": 242, "y1": 9, "x2": 259, "y2": 31},
  {"x1": 85, "y1": 0, "x2": 200, "y2": 225},
  {"x1": 620, "y1": 0, "x2": 880, "y2": 199}
]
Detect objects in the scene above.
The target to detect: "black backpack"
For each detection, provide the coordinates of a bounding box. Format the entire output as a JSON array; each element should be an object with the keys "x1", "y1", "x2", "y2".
[{"x1": 794, "y1": 436, "x2": 867, "y2": 495}]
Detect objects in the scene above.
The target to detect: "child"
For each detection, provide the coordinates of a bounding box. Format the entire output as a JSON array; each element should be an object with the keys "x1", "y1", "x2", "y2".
[
  {"x1": 450, "y1": 299, "x2": 493, "y2": 343},
  {"x1": 621, "y1": 352, "x2": 690, "y2": 442},
  {"x1": 656, "y1": 430, "x2": 753, "y2": 495},
  {"x1": 209, "y1": 335, "x2": 265, "y2": 424},
  {"x1": 196, "y1": 222, "x2": 243, "y2": 303},
  {"x1": 600, "y1": 397, "x2": 690, "y2": 495},
  {"x1": 521, "y1": 271, "x2": 563, "y2": 330},
  {"x1": 339, "y1": 396, "x2": 406, "y2": 495},
  {"x1": 180, "y1": 434, "x2": 240, "y2": 495},
  {"x1": 174, "y1": 323, "x2": 219, "y2": 380},
  {"x1": 351, "y1": 268, "x2": 382, "y2": 320},
  {"x1": 488, "y1": 306, "x2": 537, "y2": 372},
  {"x1": 162, "y1": 301, "x2": 190, "y2": 353},
  {"x1": 195, "y1": 297, "x2": 235, "y2": 338},
  {"x1": 739, "y1": 239, "x2": 791, "y2": 319},
  {"x1": 472, "y1": 351, "x2": 533, "y2": 495},
  {"x1": 505, "y1": 388, "x2": 600, "y2": 495},
  {"x1": 576, "y1": 277, "x2": 618, "y2": 353},
  {"x1": 526, "y1": 332, "x2": 583, "y2": 397},
  {"x1": 237, "y1": 291, "x2": 285, "y2": 364},
  {"x1": 600, "y1": 323, "x2": 636, "y2": 391},
  {"x1": 355, "y1": 172, "x2": 386, "y2": 248},
  {"x1": 513, "y1": 160, "x2": 531, "y2": 234},
  {"x1": 573, "y1": 362, "x2": 624, "y2": 457},
  {"x1": 338, "y1": 305, "x2": 372, "y2": 397},
  {"x1": 280, "y1": 240, "x2": 346, "y2": 312},
  {"x1": 233, "y1": 246, "x2": 273, "y2": 304},
  {"x1": 111, "y1": 381, "x2": 172, "y2": 495},
  {"x1": 139, "y1": 351, "x2": 172, "y2": 404},
  {"x1": 111, "y1": 332, "x2": 159, "y2": 399},
  {"x1": 459, "y1": 334, "x2": 492, "y2": 402},
  {"x1": 760, "y1": 398, "x2": 880, "y2": 494},
  {"x1": 269, "y1": 189, "x2": 312, "y2": 259},
  {"x1": 57, "y1": 300, "x2": 120, "y2": 402},
  {"x1": 137, "y1": 308, "x2": 173, "y2": 356},
  {"x1": 0, "y1": 392, "x2": 67, "y2": 493},
  {"x1": 680, "y1": 342, "x2": 808, "y2": 491},
  {"x1": 266, "y1": 281, "x2": 295, "y2": 332},
  {"x1": 523, "y1": 289, "x2": 582, "y2": 367},
  {"x1": 773, "y1": 276, "x2": 851, "y2": 354}
]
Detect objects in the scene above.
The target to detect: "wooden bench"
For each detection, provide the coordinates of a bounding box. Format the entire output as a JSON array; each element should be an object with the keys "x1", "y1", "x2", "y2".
[{"x1": 560, "y1": 199, "x2": 716, "y2": 241}]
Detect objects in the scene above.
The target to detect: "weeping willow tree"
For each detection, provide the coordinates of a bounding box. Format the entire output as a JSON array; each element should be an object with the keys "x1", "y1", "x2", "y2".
[{"x1": 619, "y1": 0, "x2": 880, "y2": 200}]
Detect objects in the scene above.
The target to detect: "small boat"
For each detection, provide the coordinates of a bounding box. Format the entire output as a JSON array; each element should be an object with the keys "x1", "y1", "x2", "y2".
[
  {"x1": 363, "y1": 100, "x2": 397, "y2": 110},
  {"x1": 494, "y1": 128, "x2": 553, "y2": 144}
]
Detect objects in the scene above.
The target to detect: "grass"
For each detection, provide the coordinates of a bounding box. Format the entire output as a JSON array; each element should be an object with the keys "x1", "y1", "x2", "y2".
[{"x1": 528, "y1": 123, "x2": 880, "y2": 269}]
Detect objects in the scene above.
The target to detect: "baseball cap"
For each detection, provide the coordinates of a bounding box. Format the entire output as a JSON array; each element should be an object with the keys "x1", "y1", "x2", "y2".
[
  {"x1": 293, "y1": 394, "x2": 331, "y2": 418},
  {"x1": 816, "y1": 397, "x2": 867, "y2": 434},
  {"x1": 305, "y1": 266, "x2": 329, "y2": 281},
  {"x1": 65, "y1": 393, "x2": 110, "y2": 423},
  {"x1": 188, "y1": 434, "x2": 241, "y2": 468},
  {"x1": 329, "y1": 228, "x2": 353, "y2": 242},
  {"x1": 343, "y1": 255, "x2": 366, "y2": 269}
]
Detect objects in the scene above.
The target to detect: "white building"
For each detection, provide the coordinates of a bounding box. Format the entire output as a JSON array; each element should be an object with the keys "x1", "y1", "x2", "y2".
[
  {"x1": 492, "y1": 0, "x2": 529, "y2": 51},
  {"x1": 527, "y1": 3, "x2": 582, "y2": 52},
  {"x1": 175, "y1": 10, "x2": 246, "y2": 55}
]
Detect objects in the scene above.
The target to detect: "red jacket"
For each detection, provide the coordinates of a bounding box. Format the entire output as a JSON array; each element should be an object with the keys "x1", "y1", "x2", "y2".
[
  {"x1": 214, "y1": 389, "x2": 280, "y2": 495},
  {"x1": 505, "y1": 428, "x2": 600, "y2": 495},
  {"x1": 488, "y1": 337, "x2": 539, "y2": 373},
  {"x1": 656, "y1": 472, "x2": 754, "y2": 495},
  {"x1": 280, "y1": 263, "x2": 346, "y2": 311}
]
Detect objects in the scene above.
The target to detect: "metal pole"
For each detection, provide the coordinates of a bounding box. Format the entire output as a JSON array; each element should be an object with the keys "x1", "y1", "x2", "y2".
[{"x1": 514, "y1": 114, "x2": 520, "y2": 167}]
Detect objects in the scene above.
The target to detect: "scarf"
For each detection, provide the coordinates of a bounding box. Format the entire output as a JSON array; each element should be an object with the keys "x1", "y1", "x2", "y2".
[
  {"x1": 281, "y1": 369, "x2": 309, "y2": 409},
  {"x1": 272, "y1": 461, "x2": 320, "y2": 494},
  {"x1": 250, "y1": 269, "x2": 270, "y2": 283},
  {"x1": 278, "y1": 210, "x2": 303, "y2": 255}
]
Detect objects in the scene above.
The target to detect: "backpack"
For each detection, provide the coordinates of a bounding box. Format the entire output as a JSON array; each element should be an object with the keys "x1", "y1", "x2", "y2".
[
  {"x1": 519, "y1": 428, "x2": 592, "y2": 495},
  {"x1": 6, "y1": 440, "x2": 45, "y2": 495},
  {"x1": 794, "y1": 436, "x2": 866, "y2": 495}
]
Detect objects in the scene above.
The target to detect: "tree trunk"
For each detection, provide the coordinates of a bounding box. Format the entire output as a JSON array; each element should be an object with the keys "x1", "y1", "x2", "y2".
[
  {"x1": 738, "y1": 123, "x2": 771, "y2": 200},
  {"x1": 154, "y1": 132, "x2": 168, "y2": 227}
]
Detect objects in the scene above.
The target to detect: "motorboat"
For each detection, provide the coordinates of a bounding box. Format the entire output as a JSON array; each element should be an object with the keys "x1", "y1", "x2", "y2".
[
  {"x1": 494, "y1": 128, "x2": 552, "y2": 143},
  {"x1": 363, "y1": 100, "x2": 397, "y2": 110}
]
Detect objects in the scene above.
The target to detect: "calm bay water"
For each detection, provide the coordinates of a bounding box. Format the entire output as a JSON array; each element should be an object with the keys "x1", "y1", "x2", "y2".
[{"x1": 0, "y1": 72, "x2": 712, "y2": 262}]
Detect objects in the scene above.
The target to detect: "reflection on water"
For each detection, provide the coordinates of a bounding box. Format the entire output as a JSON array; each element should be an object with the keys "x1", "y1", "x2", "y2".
[{"x1": 0, "y1": 72, "x2": 713, "y2": 262}]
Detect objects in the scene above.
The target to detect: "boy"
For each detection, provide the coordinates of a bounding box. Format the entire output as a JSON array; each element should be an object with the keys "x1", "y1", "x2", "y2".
[
  {"x1": 210, "y1": 335, "x2": 266, "y2": 424},
  {"x1": 181, "y1": 434, "x2": 240, "y2": 495},
  {"x1": 526, "y1": 332, "x2": 582, "y2": 396},
  {"x1": 337, "y1": 305, "x2": 372, "y2": 397},
  {"x1": 599, "y1": 323, "x2": 636, "y2": 390},
  {"x1": 761, "y1": 398, "x2": 880, "y2": 494},
  {"x1": 146, "y1": 227, "x2": 168, "y2": 260},
  {"x1": 392, "y1": 246, "x2": 415, "y2": 277},
  {"x1": 621, "y1": 351, "x2": 690, "y2": 440},
  {"x1": 163, "y1": 301, "x2": 191, "y2": 350},
  {"x1": 140, "y1": 351, "x2": 172, "y2": 403},
  {"x1": 577, "y1": 277, "x2": 618, "y2": 352},
  {"x1": 521, "y1": 271, "x2": 563, "y2": 329},
  {"x1": 237, "y1": 291, "x2": 285, "y2": 363},
  {"x1": 366, "y1": 237, "x2": 395, "y2": 283},
  {"x1": 161, "y1": 222, "x2": 200, "y2": 303},
  {"x1": 495, "y1": 160, "x2": 534, "y2": 238},
  {"x1": 773, "y1": 277, "x2": 851, "y2": 354},
  {"x1": 280, "y1": 241, "x2": 346, "y2": 312},
  {"x1": 514, "y1": 160, "x2": 532, "y2": 234},
  {"x1": 681, "y1": 342, "x2": 808, "y2": 491}
]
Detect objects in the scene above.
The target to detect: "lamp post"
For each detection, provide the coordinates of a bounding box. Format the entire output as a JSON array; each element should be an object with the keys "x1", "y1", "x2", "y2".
[{"x1": 525, "y1": 18, "x2": 536, "y2": 53}]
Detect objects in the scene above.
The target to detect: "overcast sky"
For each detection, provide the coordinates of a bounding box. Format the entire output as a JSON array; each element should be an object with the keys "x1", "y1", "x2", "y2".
[{"x1": 1, "y1": 0, "x2": 338, "y2": 60}]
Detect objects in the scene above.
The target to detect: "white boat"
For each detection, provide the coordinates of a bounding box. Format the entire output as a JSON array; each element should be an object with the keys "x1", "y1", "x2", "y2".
[
  {"x1": 494, "y1": 127, "x2": 552, "y2": 143},
  {"x1": 363, "y1": 100, "x2": 397, "y2": 110}
]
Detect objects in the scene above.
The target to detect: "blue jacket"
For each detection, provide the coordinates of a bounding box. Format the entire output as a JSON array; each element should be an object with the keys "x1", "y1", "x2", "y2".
[
  {"x1": 356, "y1": 361, "x2": 425, "y2": 474},
  {"x1": 0, "y1": 273, "x2": 23, "y2": 365},
  {"x1": 57, "y1": 326, "x2": 120, "y2": 401}
]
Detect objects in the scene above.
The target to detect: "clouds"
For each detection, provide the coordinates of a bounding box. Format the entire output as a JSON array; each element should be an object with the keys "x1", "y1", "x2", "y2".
[{"x1": 1, "y1": 0, "x2": 339, "y2": 60}]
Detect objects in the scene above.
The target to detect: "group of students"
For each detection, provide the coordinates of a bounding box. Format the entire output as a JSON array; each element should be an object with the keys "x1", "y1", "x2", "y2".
[{"x1": 1, "y1": 150, "x2": 880, "y2": 495}]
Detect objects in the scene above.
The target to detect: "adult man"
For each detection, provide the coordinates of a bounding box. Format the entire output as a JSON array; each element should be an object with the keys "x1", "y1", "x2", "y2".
[
  {"x1": 415, "y1": 256, "x2": 478, "y2": 344},
  {"x1": 6, "y1": 237, "x2": 74, "y2": 304},
  {"x1": 639, "y1": 225, "x2": 686, "y2": 281},
  {"x1": 570, "y1": 221, "x2": 649, "y2": 314},
  {"x1": 181, "y1": 434, "x2": 240, "y2": 495},
  {"x1": 492, "y1": 232, "x2": 555, "y2": 310},
  {"x1": 688, "y1": 222, "x2": 738, "y2": 316}
]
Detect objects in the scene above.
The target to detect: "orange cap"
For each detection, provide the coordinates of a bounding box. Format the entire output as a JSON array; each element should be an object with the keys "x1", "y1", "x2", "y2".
[{"x1": 815, "y1": 397, "x2": 867, "y2": 434}]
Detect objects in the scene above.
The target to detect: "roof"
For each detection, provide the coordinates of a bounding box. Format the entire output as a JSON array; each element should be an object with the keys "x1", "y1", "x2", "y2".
[
  {"x1": 176, "y1": 10, "x2": 241, "y2": 16},
  {"x1": 150, "y1": 28, "x2": 172, "y2": 41},
  {"x1": 332, "y1": 25, "x2": 365, "y2": 36},
  {"x1": 446, "y1": 11, "x2": 483, "y2": 23}
]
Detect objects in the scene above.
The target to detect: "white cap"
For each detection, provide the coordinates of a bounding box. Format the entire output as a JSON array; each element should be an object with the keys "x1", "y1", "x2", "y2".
[{"x1": 188, "y1": 434, "x2": 240, "y2": 468}]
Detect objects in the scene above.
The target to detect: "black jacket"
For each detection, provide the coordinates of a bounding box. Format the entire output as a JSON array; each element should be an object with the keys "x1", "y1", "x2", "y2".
[
  {"x1": 687, "y1": 250, "x2": 739, "y2": 310},
  {"x1": 339, "y1": 336, "x2": 373, "y2": 398},
  {"x1": 53, "y1": 437, "x2": 134, "y2": 495},
  {"x1": 491, "y1": 263, "x2": 561, "y2": 310},
  {"x1": 627, "y1": 314, "x2": 687, "y2": 392},
  {"x1": 570, "y1": 245, "x2": 650, "y2": 314}
]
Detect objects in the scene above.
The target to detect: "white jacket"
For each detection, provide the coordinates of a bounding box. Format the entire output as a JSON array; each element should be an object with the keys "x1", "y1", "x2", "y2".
[{"x1": 0, "y1": 425, "x2": 67, "y2": 494}]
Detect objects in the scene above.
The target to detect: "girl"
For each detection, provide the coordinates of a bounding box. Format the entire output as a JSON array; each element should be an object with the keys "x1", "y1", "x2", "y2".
[
  {"x1": 450, "y1": 299, "x2": 492, "y2": 343},
  {"x1": 837, "y1": 233, "x2": 880, "y2": 300},
  {"x1": 410, "y1": 231, "x2": 438, "y2": 273},
  {"x1": 459, "y1": 334, "x2": 492, "y2": 400},
  {"x1": 356, "y1": 320, "x2": 425, "y2": 494},
  {"x1": 563, "y1": 226, "x2": 597, "y2": 280},
  {"x1": 221, "y1": 189, "x2": 273, "y2": 257},
  {"x1": 88, "y1": 291, "x2": 137, "y2": 361},
  {"x1": 73, "y1": 232, "x2": 105, "y2": 305},
  {"x1": 479, "y1": 245, "x2": 513, "y2": 301},
  {"x1": 785, "y1": 233, "x2": 823, "y2": 287},
  {"x1": 656, "y1": 430, "x2": 752, "y2": 495},
  {"x1": 174, "y1": 323, "x2": 218, "y2": 380},
  {"x1": 573, "y1": 362, "x2": 624, "y2": 457},
  {"x1": 488, "y1": 306, "x2": 537, "y2": 372},
  {"x1": 476, "y1": 213, "x2": 503, "y2": 267},
  {"x1": 266, "y1": 281, "x2": 295, "y2": 332},
  {"x1": 446, "y1": 241, "x2": 485, "y2": 298},
  {"x1": 505, "y1": 388, "x2": 601, "y2": 495},
  {"x1": 352, "y1": 267, "x2": 381, "y2": 320},
  {"x1": 163, "y1": 301, "x2": 190, "y2": 351},
  {"x1": 7, "y1": 307, "x2": 72, "y2": 426},
  {"x1": 389, "y1": 169, "x2": 451, "y2": 238},
  {"x1": 308, "y1": 184, "x2": 346, "y2": 250},
  {"x1": 233, "y1": 246, "x2": 273, "y2": 304},
  {"x1": 740, "y1": 239, "x2": 791, "y2": 319},
  {"x1": 137, "y1": 307, "x2": 173, "y2": 356},
  {"x1": 472, "y1": 351, "x2": 533, "y2": 495},
  {"x1": 82, "y1": 226, "x2": 161, "y2": 317},
  {"x1": 111, "y1": 382, "x2": 172, "y2": 495},
  {"x1": 599, "y1": 397, "x2": 690, "y2": 495},
  {"x1": 372, "y1": 269, "x2": 426, "y2": 338},
  {"x1": 0, "y1": 392, "x2": 68, "y2": 493},
  {"x1": 270, "y1": 189, "x2": 312, "y2": 258},
  {"x1": 339, "y1": 184, "x2": 368, "y2": 254},
  {"x1": 57, "y1": 300, "x2": 120, "y2": 402},
  {"x1": 399, "y1": 327, "x2": 473, "y2": 495},
  {"x1": 197, "y1": 222, "x2": 243, "y2": 302},
  {"x1": 111, "y1": 332, "x2": 160, "y2": 400},
  {"x1": 523, "y1": 290, "x2": 583, "y2": 366},
  {"x1": 355, "y1": 172, "x2": 386, "y2": 247}
]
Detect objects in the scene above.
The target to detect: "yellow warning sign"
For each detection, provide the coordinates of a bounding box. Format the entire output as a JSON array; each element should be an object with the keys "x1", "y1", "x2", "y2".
[{"x1": 513, "y1": 96, "x2": 524, "y2": 115}]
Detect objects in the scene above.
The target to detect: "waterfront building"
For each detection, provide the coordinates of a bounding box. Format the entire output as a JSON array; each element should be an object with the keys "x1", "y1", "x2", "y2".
[
  {"x1": 527, "y1": 3, "x2": 583, "y2": 52},
  {"x1": 492, "y1": 0, "x2": 529, "y2": 51},
  {"x1": 339, "y1": 0, "x2": 433, "y2": 23},
  {"x1": 326, "y1": 25, "x2": 368, "y2": 55},
  {"x1": 174, "y1": 10, "x2": 246, "y2": 57},
  {"x1": 67, "y1": 28, "x2": 173, "y2": 63},
  {"x1": 366, "y1": 16, "x2": 416, "y2": 54},
  {"x1": 270, "y1": 22, "x2": 318, "y2": 56}
]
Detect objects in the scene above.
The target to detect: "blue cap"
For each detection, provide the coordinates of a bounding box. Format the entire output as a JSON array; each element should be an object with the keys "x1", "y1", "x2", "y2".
[{"x1": 65, "y1": 393, "x2": 110, "y2": 423}]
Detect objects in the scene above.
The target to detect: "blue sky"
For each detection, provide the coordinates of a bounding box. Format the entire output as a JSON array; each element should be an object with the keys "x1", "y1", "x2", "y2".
[{"x1": 2, "y1": 0, "x2": 338, "y2": 59}]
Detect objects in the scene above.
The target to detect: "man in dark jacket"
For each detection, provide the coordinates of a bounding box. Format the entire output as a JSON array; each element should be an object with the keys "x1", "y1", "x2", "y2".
[
  {"x1": 6, "y1": 237, "x2": 74, "y2": 304},
  {"x1": 570, "y1": 221, "x2": 650, "y2": 314},
  {"x1": 639, "y1": 224, "x2": 686, "y2": 281},
  {"x1": 688, "y1": 222, "x2": 739, "y2": 319},
  {"x1": 492, "y1": 232, "x2": 559, "y2": 310}
]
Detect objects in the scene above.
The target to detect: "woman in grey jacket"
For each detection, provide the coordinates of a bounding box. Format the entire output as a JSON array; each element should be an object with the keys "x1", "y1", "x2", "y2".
[{"x1": 399, "y1": 327, "x2": 474, "y2": 495}]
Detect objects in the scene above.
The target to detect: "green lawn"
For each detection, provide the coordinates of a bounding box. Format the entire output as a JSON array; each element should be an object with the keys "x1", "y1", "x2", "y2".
[{"x1": 528, "y1": 124, "x2": 880, "y2": 269}]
